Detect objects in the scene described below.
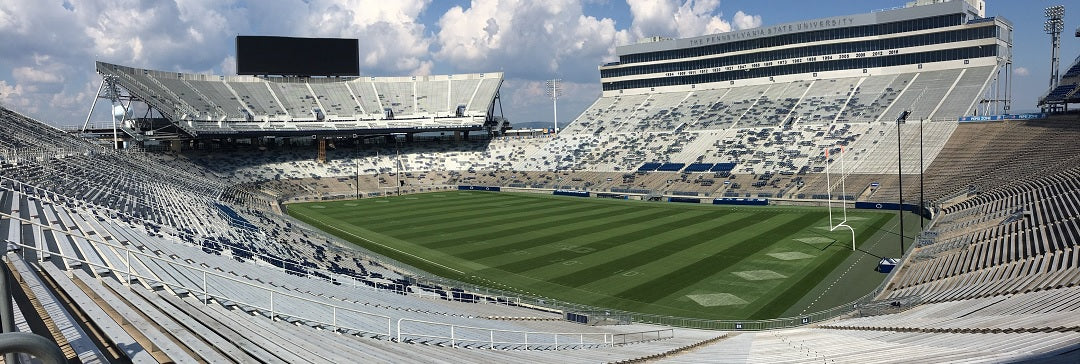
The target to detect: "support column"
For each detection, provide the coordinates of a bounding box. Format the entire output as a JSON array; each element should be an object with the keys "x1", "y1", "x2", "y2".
[{"x1": 317, "y1": 137, "x2": 327, "y2": 164}]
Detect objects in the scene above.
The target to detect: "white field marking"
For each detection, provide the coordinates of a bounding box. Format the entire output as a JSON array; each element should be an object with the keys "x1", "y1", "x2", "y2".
[
  {"x1": 686, "y1": 293, "x2": 748, "y2": 307},
  {"x1": 768, "y1": 251, "x2": 815, "y2": 261},
  {"x1": 794, "y1": 237, "x2": 834, "y2": 245},
  {"x1": 290, "y1": 209, "x2": 465, "y2": 275},
  {"x1": 732, "y1": 270, "x2": 787, "y2": 281}
]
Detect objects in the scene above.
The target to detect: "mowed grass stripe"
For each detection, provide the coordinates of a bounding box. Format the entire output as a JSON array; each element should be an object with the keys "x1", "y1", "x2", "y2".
[
  {"x1": 288, "y1": 191, "x2": 897, "y2": 320},
  {"x1": 317, "y1": 192, "x2": 503, "y2": 217},
  {"x1": 512, "y1": 210, "x2": 735, "y2": 280},
  {"x1": 490, "y1": 209, "x2": 703, "y2": 273},
  {"x1": 421, "y1": 206, "x2": 668, "y2": 253},
  {"x1": 574, "y1": 212, "x2": 812, "y2": 293},
  {"x1": 392, "y1": 202, "x2": 602, "y2": 240},
  {"x1": 423, "y1": 205, "x2": 634, "y2": 252},
  {"x1": 550, "y1": 212, "x2": 771, "y2": 288},
  {"x1": 330, "y1": 194, "x2": 550, "y2": 225},
  {"x1": 612, "y1": 213, "x2": 825, "y2": 303},
  {"x1": 460, "y1": 207, "x2": 676, "y2": 263},
  {"x1": 361, "y1": 197, "x2": 563, "y2": 231}
]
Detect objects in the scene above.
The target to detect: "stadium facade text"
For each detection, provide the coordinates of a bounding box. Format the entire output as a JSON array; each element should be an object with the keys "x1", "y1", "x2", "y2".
[{"x1": 689, "y1": 17, "x2": 859, "y2": 47}]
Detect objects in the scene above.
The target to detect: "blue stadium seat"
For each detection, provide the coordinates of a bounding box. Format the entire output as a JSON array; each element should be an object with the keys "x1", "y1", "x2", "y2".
[
  {"x1": 683, "y1": 163, "x2": 714, "y2": 172},
  {"x1": 710, "y1": 163, "x2": 737, "y2": 172},
  {"x1": 657, "y1": 163, "x2": 685, "y2": 172},
  {"x1": 637, "y1": 162, "x2": 662, "y2": 172}
]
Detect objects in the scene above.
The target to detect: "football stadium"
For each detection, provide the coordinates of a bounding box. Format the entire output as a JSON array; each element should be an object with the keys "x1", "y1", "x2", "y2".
[{"x1": 1, "y1": 0, "x2": 1080, "y2": 362}]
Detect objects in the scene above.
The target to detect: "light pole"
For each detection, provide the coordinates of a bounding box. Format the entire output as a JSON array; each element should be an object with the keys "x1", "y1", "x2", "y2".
[
  {"x1": 1046, "y1": 6, "x2": 1065, "y2": 89},
  {"x1": 896, "y1": 110, "x2": 910, "y2": 256},
  {"x1": 354, "y1": 134, "x2": 360, "y2": 200},
  {"x1": 395, "y1": 138, "x2": 402, "y2": 196},
  {"x1": 546, "y1": 78, "x2": 562, "y2": 136}
]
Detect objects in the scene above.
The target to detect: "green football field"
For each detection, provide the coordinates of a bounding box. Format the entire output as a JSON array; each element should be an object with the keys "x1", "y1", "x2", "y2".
[{"x1": 287, "y1": 191, "x2": 905, "y2": 320}]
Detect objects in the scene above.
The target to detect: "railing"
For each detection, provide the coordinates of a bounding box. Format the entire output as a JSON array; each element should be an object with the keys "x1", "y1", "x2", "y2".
[
  {"x1": 612, "y1": 328, "x2": 674, "y2": 345},
  {"x1": 396, "y1": 318, "x2": 613, "y2": 350},
  {"x1": 0, "y1": 333, "x2": 66, "y2": 364}
]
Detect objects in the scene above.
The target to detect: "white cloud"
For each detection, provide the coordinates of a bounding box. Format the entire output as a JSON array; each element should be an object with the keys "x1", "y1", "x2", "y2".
[
  {"x1": 732, "y1": 10, "x2": 762, "y2": 30},
  {"x1": 1013, "y1": 67, "x2": 1030, "y2": 77},
  {"x1": 0, "y1": 80, "x2": 27, "y2": 109},
  {"x1": 434, "y1": 0, "x2": 629, "y2": 82},
  {"x1": 12, "y1": 66, "x2": 63, "y2": 84},
  {"x1": 627, "y1": 0, "x2": 743, "y2": 40}
]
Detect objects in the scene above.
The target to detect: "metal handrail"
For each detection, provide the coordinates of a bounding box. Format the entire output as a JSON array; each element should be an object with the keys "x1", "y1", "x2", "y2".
[
  {"x1": 396, "y1": 318, "x2": 614, "y2": 349},
  {"x1": 612, "y1": 328, "x2": 674, "y2": 345},
  {"x1": 0, "y1": 333, "x2": 65, "y2": 364}
]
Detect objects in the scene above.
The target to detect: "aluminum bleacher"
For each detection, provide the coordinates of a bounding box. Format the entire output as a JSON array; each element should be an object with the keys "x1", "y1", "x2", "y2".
[{"x1": 96, "y1": 61, "x2": 502, "y2": 134}]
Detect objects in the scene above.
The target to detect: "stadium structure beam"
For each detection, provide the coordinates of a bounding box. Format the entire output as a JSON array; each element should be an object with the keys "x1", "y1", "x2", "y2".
[{"x1": 82, "y1": 78, "x2": 107, "y2": 134}]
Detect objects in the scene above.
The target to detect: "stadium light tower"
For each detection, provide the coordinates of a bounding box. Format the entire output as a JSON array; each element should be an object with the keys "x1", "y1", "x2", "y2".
[
  {"x1": 896, "y1": 110, "x2": 911, "y2": 256},
  {"x1": 1046, "y1": 5, "x2": 1065, "y2": 89},
  {"x1": 546, "y1": 78, "x2": 562, "y2": 135}
]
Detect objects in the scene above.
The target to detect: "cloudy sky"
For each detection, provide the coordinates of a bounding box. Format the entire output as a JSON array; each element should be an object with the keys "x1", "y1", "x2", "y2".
[{"x1": 0, "y1": 0, "x2": 1076, "y2": 127}]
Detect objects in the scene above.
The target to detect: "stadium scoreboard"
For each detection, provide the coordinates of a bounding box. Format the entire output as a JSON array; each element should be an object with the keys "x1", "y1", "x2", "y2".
[{"x1": 236, "y1": 36, "x2": 360, "y2": 77}]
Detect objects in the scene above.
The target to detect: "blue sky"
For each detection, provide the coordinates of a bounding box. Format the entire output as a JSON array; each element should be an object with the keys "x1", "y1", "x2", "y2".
[{"x1": 0, "y1": 0, "x2": 1075, "y2": 127}]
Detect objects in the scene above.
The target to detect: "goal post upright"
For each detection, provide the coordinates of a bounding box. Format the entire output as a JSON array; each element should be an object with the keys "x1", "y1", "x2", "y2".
[{"x1": 825, "y1": 146, "x2": 857, "y2": 251}]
